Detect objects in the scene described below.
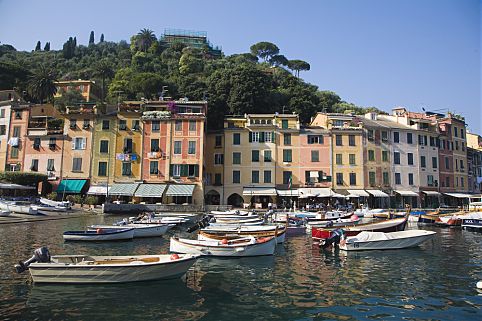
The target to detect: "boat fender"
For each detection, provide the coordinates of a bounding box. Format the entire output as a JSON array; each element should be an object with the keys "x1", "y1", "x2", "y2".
[
  {"x1": 351, "y1": 215, "x2": 359, "y2": 221},
  {"x1": 220, "y1": 239, "x2": 229, "y2": 245},
  {"x1": 257, "y1": 237, "x2": 270, "y2": 243},
  {"x1": 96, "y1": 228, "x2": 104, "y2": 234},
  {"x1": 170, "y1": 254, "x2": 180, "y2": 260},
  {"x1": 15, "y1": 247, "x2": 51, "y2": 273},
  {"x1": 477, "y1": 281, "x2": 482, "y2": 289}
]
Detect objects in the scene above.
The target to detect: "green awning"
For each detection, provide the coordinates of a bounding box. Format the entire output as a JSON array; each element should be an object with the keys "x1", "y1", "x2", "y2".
[
  {"x1": 108, "y1": 183, "x2": 140, "y2": 196},
  {"x1": 134, "y1": 184, "x2": 167, "y2": 198},
  {"x1": 56, "y1": 179, "x2": 87, "y2": 193},
  {"x1": 165, "y1": 184, "x2": 195, "y2": 197}
]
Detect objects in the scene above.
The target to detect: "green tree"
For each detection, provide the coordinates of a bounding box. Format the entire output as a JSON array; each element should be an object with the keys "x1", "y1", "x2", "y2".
[
  {"x1": 89, "y1": 31, "x2": 95, "y2": 45},
  {"x1": 269, "y1": 54, "x2": 288, "y2": 67},
  {"x1": 136, "y1": 28, "x2": 156, "y2": 52},
  {"x1": 287, "y1": 60, "x2": 310, "y2": 78},
  {"x1": 130, "y1": 72, "x2": 164, "y2": 99},
  {"x1": 250, "y1": 42, "x2": 280, "y2": 62},
  {"x1": 43, "y1": 42, "x2": 50, "y2": 51},
  {"x1": 100, "y1": 33, "x2": 105, "y2": 43},
  {"x1": 54, "y1": 88, "x2": 85, "y2": 112},
  {"x1": 35, "y1": 41, "x2": 41, "y2": 51},
  {"x1": 93, "y1": 59, "x2": 114, "y2": 102},
  {"x1": 27, "y1": 65, "x2": 58, "y2": 104}
]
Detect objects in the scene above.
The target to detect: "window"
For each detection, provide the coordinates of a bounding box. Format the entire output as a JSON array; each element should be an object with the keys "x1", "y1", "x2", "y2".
[
  {"x1": 432, "y1": 157, "x2": 438, "y2": 169},
  {"x1": 233, "y1": 152, "x2": 241, "y2": 165},
  {"x1": 33, "y1": 137, "x2": 41, "y2": 150},
  {"x1": 264, "y1": 150, "x2": 271, "y2": 162},
  {"x1": 283, "y1": 149, "x2": 292, "y2": 162},
  {"x1": 14, "y1": 111, "x2": 21, "y2": 119},
  {"x1": 336, "y1": 154, "x2": 343, "y2": 165},
  {"x1": 395, "y1": 173, "x2": 401, "y2": 185},
  {"x1": 421, "y1": 156, "x2": 426, "y2": 168},
  {"x1": 461, "y1": 177, "x2": 464, "y2": 187},
  {"x1": 284, "y1": 133, "x2": 291, "y2": 145},
  {"x1": 407, "y1": 133, "x2": 413, "y2": 144},
  {"x1": 336, "y1": 173, "x2": 343, "y2": 185},
  {"x1": 70, "y1": 119, "x2": 77, "y2": 129},
  {"x1": 47, "y1": 159, "x2": 55, "y2": 171},
  {"x1": 73, "y1": 137, "x2": 86, "y2": 150},
  {"x1": 175, "y1": 120, "x2": 182, "y2": 131},
  {"x1": 333, "y1": 120, "x2": 344, "y2": 127},
  {"x1": 281, "y1": 119, "x2": 288, "y2": 129},
  {"x1": 408, "y1": 173, "x2": 414, "y2": 185},
  {"x1": 393, "y1": 132, "x2": 399, "y2": 143},
  {"x1": 454, "y1": 127, "x2": 458, "y2": 137},
  {"x1": 368, "y1": 150, "x2": 375, "y2": 161},
  {"x1": 152, "y1": 121, "x2": 160, "y2": 132},
  {"x1": 445, "y1": 176, "x2": 450, "y2": 187},
  {"x1": 349, "y1": 173, "x2": 356, "y2": 185},
  {"x1": 348, "y1": 135, "x2": 355, "y2": 146},
  {"x1": 460, "y1": 159, "x2": 465, "y2": 171},
  {"x1": 369, "y1": 171, "x2": 376, "y2": 186},
  {"x1": 445, "y1": 156, "x2": 450, "y2": 170},
  {"x1": 252, "y1": 150, "x2": 260, "y2": 162},
  {"x1": 150, "y1": 139, "x2": 159, "y2": 152},
  {"x1": 233, "y1": 171, "x2": 240, "y2": 183},
  {"x1": 367, "y1": 129, "x2": 374, "y2": 141},
  {"x1": 83, "y1": 119, "x2": 90, "y2": 129},
  {"x1": 0, "y1": 109, "x2": 4, "y2": 118},
  {"x1": 383, "y1": 172, "x2": 389, "y2": 185},
  {"x1": 189, "y1": 120, "x2": 196, "y2": 131},
  {"x1": 122, "y1": 162, "x2": 131, "y2": 176},
  {"x1": 418, "y1": 135, "x2": 424, "y2": 145},
  {"x1": 119, "y1": 119, "x2": 127, "y2": 130},
  {"x1": 250, "y1": 132, "x2": 260, "y2": 143},
  {"x1": 427, "y1": 175, "x2": 434, "y2": 186},
  {"x1": 264, "y1": 132, "x2": 273, "y2": 143},
  {"x1": 171, "y1": 164, "x2": 181, "y2": 177},
  {"x1": 13, "y1": 126, "x2": 20, "y2": 137},
  {"x1": 188, "y1": 141, "x2": 196, "y2": 154},
  {"x1": 214, "y1": 154, "x2": 224, "y2": 165},
  {"x1": 150, "y1": 161, "x2": 159, "y2": 175},
  {"x1": 49, "y1": 137, "x2": 56, "y2": 149},
  {"x1": 214, "y1": 173, "x2": 223, "y2": 186},
  {"x1": 394, "y1": 152, "x2": 400, "y2": 164},
  {"x1": 252, "y1": 171, "x2": 259, "y2": 183},
  {"x1": 100, "y1": 140, "x2": 109, "y2": 153},
  {"x1": 72, "y1": 158, "x2": 82, "y2": 172},
  {"x1": 336, "y1": 135, "x2": 342, "y2": 146},
  {"x1": 0, "y1": 125, "x2": 5, "y2": 135},
  {"x1": 308, "y1": 135, "x2": 323, "y2": 144},
  {"x1": 382, "y1": 150, "x2": 389, "y2": 162},
  {"x1": 233, "y1": 133, "x2": 240, "y2": 145},
  {"x1": 102, "y1": 120, "x2": 110, "y2": 130},
  {"x1": 264, "y1": 170, "x2": 271, "y2": 183},
  {"x1": 174, "y1": 141, "x2": 181, "y2": 154},
  {"x1": 461, "y1": 128, "x2": 465, "y2": 139},
  {"x1": 311, "y1": 150, "x2": 319, "y2": 162},
  {"x1": 430, "y1": 137, "x2": 435, "y2": 147},
  {"x1": 215, "y1": 135, "x2": 222, "y2": 147},
  {"x1": 187, "y1": 164, "x2": 199, "y2": 178},
  {"x1": 408, "y1": 153, "x2": 414, "y2": 165},
  {"x1": 283, "y1": 171, "x2": 292, "y2": 185},
  {"x1": 132, "y1": 120, "x2": 140, "y2": 131},
  {"x1": 10, "y1": 147, "x2": 18, "y2": 158},
  {"x1": 123, "y1": 138, "x2": 132, "y2": 153},
  {"x1": 30, "y1": 159, "x2": 39, "y2": 172},
  {"x1": 98, "y1": 162, "x2": 107, "y2": 176},
  {"x1": 382, "y1": 131, "x2": 389, "y2": 142},
  {"x1": 455, "y1": 141, "x2": 459, "y2": 150},
  {"x1": 349, "y1": 154, "x2": 356, "y2": 165}
]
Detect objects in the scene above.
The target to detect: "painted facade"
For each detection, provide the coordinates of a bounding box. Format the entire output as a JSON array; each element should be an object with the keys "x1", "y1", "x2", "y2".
[
  {"x1": 466, "y1": 132, "x2": 482, "y2": 193},
  {"x1": 90, "y1": 112, "x2": 117, "y2": 187},
  {"x1": 55, "y1": 80, "x2": 100, "y2": 102},
  {"x1": 5, "y1": 102, "x2": 30, "y2": 172},
  {"x1": 0, "y1": 91, "x2": 16, "y2": 171}
]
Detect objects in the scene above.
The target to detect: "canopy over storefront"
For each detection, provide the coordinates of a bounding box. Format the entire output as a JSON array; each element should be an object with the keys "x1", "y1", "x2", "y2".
[
  {"x1": 108, "y1": 183, "x2": 140, "y2": 196},
  {"x1": 366, "y1": 190, "x2": 390, "y2": 197},
  {"x1": 243, "y1": 187, "x2": 277, "y2": 196},
  {"x1": 277, "y1": 189, "x2": 299, "y2": 197},
  {"x1": 421, "y1": 191, "x2": 440, "y2": 196},
  {"x1": 87, "y1": 185, "x2": 110, "y2": 195},
  {"x1": 56, "y1": 179, "x2": 87, "y2": 194},
  {"x1": 134, "y1": 184, "x2": 167, "y2": 198},
  {"x1": 166, "y1": 184, "x2": 195, "y2": 197},
  {"x1": 298, "y1": 188, "x2": 332, "y2": 198},
  {"x1": 0, "y1": 183, "x2": 36, "y2": 190},
  {"x1": 347, "y1": 189, "x2": 370, "y2": 197},
  {"x1": 443, "y1": 193, "x2": 473, "y2": 198},
  {"x1": 395, "y1": 190, "x2": 419, "y2": 197}
]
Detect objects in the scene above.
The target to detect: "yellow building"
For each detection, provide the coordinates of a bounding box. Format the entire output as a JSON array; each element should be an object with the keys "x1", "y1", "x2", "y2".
[{"x1": 55, "y1": 80, "x2": 100, "y2": 102}]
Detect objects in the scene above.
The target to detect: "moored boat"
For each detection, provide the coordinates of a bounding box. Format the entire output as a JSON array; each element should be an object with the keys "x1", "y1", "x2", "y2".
[
  {"x1": 199, "y1": 224, "x2": 286, "y2": 243},
  {"x1": 63, "y1": 228, "x2": 135, "y2": 241},
  {"x1": 0, "y1": 201, "x2": 38, "y2": 215},
  {"x1": 339, "y1": 230, "x2": 437, "y2": 251},
  {"x1": 89, "y1": 224, "x2": 170, "y2": 238},
  {"x1": 460, "y1": 212, "x2": 482, "y2": 231}
]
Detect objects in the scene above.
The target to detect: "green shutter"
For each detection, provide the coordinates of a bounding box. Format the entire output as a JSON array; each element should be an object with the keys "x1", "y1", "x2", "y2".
[
  {"x1": 305, "y1": 171, "x2": 310, "y2": 183},
  {"x1": 318, "y1": 171, "x2": 323, "y2": 182},
  {"x1": 260, "y1": 132, "x2": 265, "y2": 143},
  {"x1": 181, "y1": 164, "x2": 188, "y2": 177},
  {"x1": 272, "y1": 132, "x2": 275, "y2": 143},
  {"x1": 249, "y1": 132, "x2": 252, "y2": 142},
  {"x1": 194, "y1": 165, "x2": 199, "y2": 177}
]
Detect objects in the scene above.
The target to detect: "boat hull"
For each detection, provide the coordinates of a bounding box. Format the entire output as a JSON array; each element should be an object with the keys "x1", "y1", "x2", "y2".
[
  {"x1": 462, "y1": 218, "x2": 482, "y2": 230},
  {"x1": 63, "y1": 229, "x2": 135, "y2": 241},
  {"x1": 340, "y1": 230, "x2": 436, "y2": 251},
  {"x1": 28, "y1": 254, "x2": 198, "y2": 283},
  {"x1": 90, "y1": 224, "x2": 169, "y2": 238},
  {"x1": 199, "y1": 225, "x2": 286, "y2": 243},
  {"x1": 170, "y1": 237, "x2": 276, "y2": 257}
]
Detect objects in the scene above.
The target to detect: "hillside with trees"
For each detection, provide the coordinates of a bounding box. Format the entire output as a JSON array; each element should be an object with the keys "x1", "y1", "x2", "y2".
[{"x1": 0, "y1": 29, "x2": 385, "y2": 129}]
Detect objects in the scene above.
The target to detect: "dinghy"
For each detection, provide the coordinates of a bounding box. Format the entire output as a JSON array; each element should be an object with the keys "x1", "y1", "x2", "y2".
[
  {"x1": 170, "y1": 236, "x2": 276, "y2": 257},
  {"x1": 15, "y1": 247, "x2": 198, "y2": 283},
  {"x1": 89, "y1": 224, "x2": 170, "y2": 238},
  {"x1": 63, "y1": 228, "x2": 135, "y2": 241},
  {"x1": 339, "y1": 230, "x2": 436, "y2": 251},
  {"x1": 199, "y1": 225, "x2": 286, "y2": 244},
  {"x1": 40, "y1": 198, "x2": 71, "y2": 210}
]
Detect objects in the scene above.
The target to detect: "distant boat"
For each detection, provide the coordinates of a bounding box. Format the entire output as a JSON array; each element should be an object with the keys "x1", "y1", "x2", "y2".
[
  {"x1": 339, "y1": 230, "x2": 436, "y2": 251},
  {"x1": 63, "y1": 228, "x2": 135, "y2": 241}
]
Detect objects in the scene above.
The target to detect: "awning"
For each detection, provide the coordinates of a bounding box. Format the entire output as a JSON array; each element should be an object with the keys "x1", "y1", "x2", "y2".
[
  {"x1": 56, "y1": 179, "x2": 87, "y2": 193},
  {"x1": 421, "y1": 191, "x2": 440, "y2": 196},
  {"x1": 108, "y1": 183, "x2": 140, "y2": 196},
  {"x1": 0, "y1": 183, "x2": 36, "y2": 190},
  {"x1": 298, "y1": 188, "x2": 332, "y2": 198},
  {"x1": 243, "y1": 187, "x2": 277, "y2": 196},
  {"x1": 395, "y1": 190, "x2": 419, "y2": 197},
  {"x1": 134, "y1": 184, "x2": 167, "y2": 198},
  {"x1": 331, "y1": 192, "x2": 346, "y2": 198},
  {"x1": 366, "y1": 190, "x2": 390, "y2": 197},
  {"x1": 347, "y1": 189, "x2": 370, "y2": 197},
  {"x1": 166, "y1": 184, "x2": 195, "y2": 197},
  {"x1": 444, "y1": 193, "x2": 473, "y2": 199},
  {"x1": 277, "y1": 189, "x2": 299, "y2": 197},
  {"x1": 87, "y1": 185, "x2": 110, "y2": 195}
]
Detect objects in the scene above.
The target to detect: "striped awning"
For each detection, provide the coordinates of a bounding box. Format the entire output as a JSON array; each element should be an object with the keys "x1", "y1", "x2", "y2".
[
  {"x1": 243, "y1": 187, "x2": 277, "y2": 196},
  {"x1": 108, "y1": 183, "x2": 140, "y2": 196},
  {"x1": 166, "y1": 184, "x2": 195, "y2": 197},
  {"x1": 366, "y1": 190, "x2": 390, "y2": 197},
  {"x1": 87, "y1": 185, "x2": 110, "y2": 195},
  {"x1": 347, "y1": 189, "x2": 370, "y2": 197},
  {"x1": 277, "y1": 189, "x2": 299, "y2": 197},
  {"x1": 395, "y1": 190, "x2": 419, "y2": 197},
  {"x1": 134, "y1": 184, "x2": 167, "y2": 198}
]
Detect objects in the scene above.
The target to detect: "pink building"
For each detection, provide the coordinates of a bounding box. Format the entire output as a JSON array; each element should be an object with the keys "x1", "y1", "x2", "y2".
[{"x1": 298, "y1": 127, "x2": 332, "y2": 187}]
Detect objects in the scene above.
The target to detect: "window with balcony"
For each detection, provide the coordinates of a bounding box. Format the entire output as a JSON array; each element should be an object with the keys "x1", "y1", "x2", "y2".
[
  {"x1": 150, "y1": 161, "x2": 159, "y2": 175},
  {"x1": 72, "y1": 158, "x2": 82, "y2": 172},
  {"x1": 233, "y1": 152, "x2": 241, "y2": 165},
  {"x1": 98, "y1": 162, "x2": 107, "y2": 176}
]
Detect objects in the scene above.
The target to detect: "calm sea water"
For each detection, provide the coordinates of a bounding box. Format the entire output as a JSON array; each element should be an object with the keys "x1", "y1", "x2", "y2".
[{"x1": 0, "y1": 215, "x2": 481, "y2": 321}]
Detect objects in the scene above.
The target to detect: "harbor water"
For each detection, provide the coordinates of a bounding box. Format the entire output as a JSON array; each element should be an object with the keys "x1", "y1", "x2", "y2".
[{"x1": 0, "y1": 215, "x2": 481, "y2": 320}]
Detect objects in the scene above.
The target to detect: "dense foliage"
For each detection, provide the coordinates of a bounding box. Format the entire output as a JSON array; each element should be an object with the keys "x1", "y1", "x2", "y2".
[
  {"x1": 0, "y1": 172, "x2": 47, "y2": 186},
  {"x1": 0, "y1": 31, "x2": 385, "y2": 128}
]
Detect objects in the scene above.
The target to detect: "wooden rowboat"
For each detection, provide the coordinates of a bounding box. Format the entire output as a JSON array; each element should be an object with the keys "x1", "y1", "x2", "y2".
[{"x1": 199, "y1": 225, "x2": 286, "y2": 243}]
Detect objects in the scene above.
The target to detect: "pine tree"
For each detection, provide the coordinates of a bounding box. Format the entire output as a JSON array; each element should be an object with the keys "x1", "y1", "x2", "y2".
[
  {"x1": 100, "y1": 34, "x2": 104, "y2": 43},
  {"x1": 43, "y1": 42, "x2": 50, "y2": 51},
  {"x1": 89, "y1": 31, "x2": 95, "y2": 45},
  {"x1": 35, "y1": 41, "x2": 41, "y2": 51}
]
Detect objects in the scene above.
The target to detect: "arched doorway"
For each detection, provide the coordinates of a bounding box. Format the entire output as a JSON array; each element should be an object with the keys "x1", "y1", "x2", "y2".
[
  {"x1": 227, "y1": 193, "x2": 244, "y2": 207},
  {"x1": 205, "y1": 190, "x2": 220, "y2": 205}
]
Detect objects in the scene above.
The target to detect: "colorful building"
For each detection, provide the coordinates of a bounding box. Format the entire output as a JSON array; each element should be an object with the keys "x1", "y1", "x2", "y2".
[
  {"x1": 0, "y1": 90, "x2": 16, "y2": 170},
  {"x1": 5, "y1": 99, "x2": 30, "y2": 172},
  {"x1": 466, "y1": 132, "x2": 482, "y2": 194},
  {"x1": 55, "y1": 80, "x2": 100, "y2": 102}
]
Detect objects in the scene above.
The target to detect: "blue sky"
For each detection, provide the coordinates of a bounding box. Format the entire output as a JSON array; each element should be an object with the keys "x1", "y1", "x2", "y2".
[{"x1": 0, "y1": 0, "x2": 480, "y2": 132}]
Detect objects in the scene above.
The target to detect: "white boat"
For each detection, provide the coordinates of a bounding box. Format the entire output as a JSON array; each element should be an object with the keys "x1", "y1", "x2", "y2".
[
  {"x1": 15, "y1": 248, "x2": 198, "y2": 284},
  {"x1": 0, "y1": 201, "x2": 38, "y2": 215},
  {"x1": 340, "y1": 230, "x2": 437, "y2": 251},
  {"x1": 210, "y1": 213, "x2": 258, "y2": 220},
  {"x1": 170, "y1": 236, "x2": 276, "y2": 257},
  {"x1": 63, "y1": 228, "x2": 135, "y2": 241},
  {"x1": 460, "y1": 212, "x2": 482, "y2": 230},
  {"x1": 356, "y1": 208, "x2": 386, "y2": 218},
  {"x1": 210, "y1": 210, "x2": 250, "y2": 215},
  {"x1": 213, "y1": 217, "x2": 264, "y2": 225},
  {"x1": 40, "y1": 198, "x2": 71, "y2": 210},
  {"x1": 0, "y1": 210, "x2": 10, "y2": 217},
  {"x1": 89, "y1": 224, "x2": 170, "y2": 238},
  {"x1": 199, "y1": 225, "x2": 286, "y2": 244},
  {"x1": 133, "y1": 217, "x2": 190, "y2": 225}
]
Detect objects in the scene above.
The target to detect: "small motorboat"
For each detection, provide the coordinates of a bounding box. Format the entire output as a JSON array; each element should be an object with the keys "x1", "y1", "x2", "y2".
[
  {"x1": 63, "y1": 228, "x2": 135, "y2": 241},
  {"x1": 15, "y1": 247, "x2": 198, "y2": 283},
  {"x1": 89, "y1": 224, "x2": 170, "y2": 238},
  {"x1": 170, "y1": 236, "x2": 276, "y2": 257},
  {"x1": 460, "y1": 212, "x2": 482, "y2": 231},
  {"x1": 0, "y1": 210, "x2": 11, "y2": 217},
  {"x1": 209, "y1": 210, "x2": 250, "y2": 216},
  {"x1": 339, "y1": 230, "x2": 437, "y2": 251},
  {"x1": 0, "y1": 201, "x2": 38, "y2": 215},
  {"x1": 39, "y1": 198, "x2": 71, "y2": 210},
  {"x1": 199, "y1": 225, "x2": 286, "y2": 244},
  {"x1": 209, "y1": 217, "x2": 264, "y2": 226}
]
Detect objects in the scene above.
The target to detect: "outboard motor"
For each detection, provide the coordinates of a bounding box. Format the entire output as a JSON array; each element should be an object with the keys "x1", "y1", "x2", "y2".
[
  {"x1": 15, "y1": 247, "x2": 51, "y2": 273},
  {"x1": 320, "y1": 229, "x2": 345, "y2": 250}
]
